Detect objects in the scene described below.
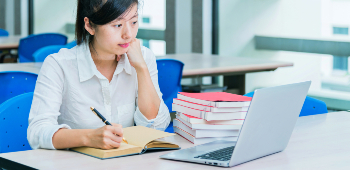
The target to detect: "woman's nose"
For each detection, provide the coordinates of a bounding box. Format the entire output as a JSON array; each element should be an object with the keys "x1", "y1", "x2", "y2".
[{"x1": 121, "y1": 25, "x2": 132, "y2": 40}]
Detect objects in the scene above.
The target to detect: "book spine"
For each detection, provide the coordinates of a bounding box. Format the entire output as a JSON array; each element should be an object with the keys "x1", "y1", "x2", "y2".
[
  {"x1": 174, "y1": 127, "x2": 195, "y2": 144},
  {"x1": 174, "y1": 103, "x2": 248, "y2": 121},
  {"x1": 176, "y1": 115, "x2": 242, "y2": 130},
  {"x1": 177, "y1": 112, "x2": 245, "y2": 125},
  {"x1": 206, "y1": 112, "x2": 247, "y2": 121},
  {"x1": 177, "y1": 112, "x2": 207, "y2": 124},
  {"x1": 174, "y1": 98, "x2": 214, "y2": 112}
]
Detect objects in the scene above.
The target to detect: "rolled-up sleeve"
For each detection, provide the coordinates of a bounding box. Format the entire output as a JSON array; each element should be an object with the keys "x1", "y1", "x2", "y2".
[
  {"x1": 134, "y1": 48, "x2": 171, "y2": 131},
  {"x1": 27, "y1": 56, "x2": 71, "y2": 150}
]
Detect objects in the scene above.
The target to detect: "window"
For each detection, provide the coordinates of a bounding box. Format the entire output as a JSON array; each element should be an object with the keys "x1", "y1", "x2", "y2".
[
  {"x1": 142, "y1": 39, "x2": 150, "y2": 48},
  {"x1": 333, "y1": 27, "x2": 348, "y2": 35},
  {"x1": 333, "y1": 56, "x2": 348, "y2": 71},
  {"x1": 332, "y1": 26, "x2": 349, "y2": 73},
  {"x1": 142, "y1": 17, "x2": 150, "y2": 24},
  {"x1": 138, "y1": 0, "x2": 166, "y2": 56}
]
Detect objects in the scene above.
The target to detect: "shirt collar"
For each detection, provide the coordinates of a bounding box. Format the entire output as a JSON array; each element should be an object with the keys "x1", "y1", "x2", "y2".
[
  {"x1": 76, "y1": 42, "x2": 132, "y2": 82},
  {"x1": 113, "y1": 53, "x2": 133, "y2": 76}
]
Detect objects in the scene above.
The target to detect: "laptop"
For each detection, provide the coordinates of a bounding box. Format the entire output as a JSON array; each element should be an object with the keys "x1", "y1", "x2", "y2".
[{"x1": 160, "y1": 81, "x2": 311, "y2": 167}]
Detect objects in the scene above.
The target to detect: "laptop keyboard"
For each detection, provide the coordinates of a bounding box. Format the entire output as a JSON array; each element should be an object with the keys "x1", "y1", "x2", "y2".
[{"x1": 194, "y1": 146, "x2": 235, "y2": 161}]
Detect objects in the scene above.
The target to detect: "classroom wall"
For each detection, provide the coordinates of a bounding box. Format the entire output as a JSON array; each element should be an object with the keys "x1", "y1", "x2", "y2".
[
  {"x1": 219, "y1": 0, "x2": 326, "y2": 93},
  {"x1": 33, "y1": 0, "x2": 76, "y2": 41}
]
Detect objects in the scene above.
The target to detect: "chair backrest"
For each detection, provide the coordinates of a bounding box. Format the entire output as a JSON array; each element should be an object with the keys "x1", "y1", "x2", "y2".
[
  {"x1": 0, "y1": 71, "x2": 38, "y2": 104},
  {"x1": 299, "y1": 96, "x2": 328, "y2": 116},
  {"x1": 243, "y1": 91, "x2": 328, "y2": 116},
  {"x1": 0, "y1": 92, "x2": 33, "y2": 153},
  {"x1": 0, "y1": 29, "x2": 9, "y2": 37},
  {"x1": 156, "y1": 59, "x2": 184, "y2": 112},
  {"x1": 33, "y1": 45, "x2": 66, "y2": 62},
  {"x1": 18, "y1": 33, "x2": 67, "y2": 63},
  {"x1": 66, "y1": 40, "x2": 77, "y2": 49}
]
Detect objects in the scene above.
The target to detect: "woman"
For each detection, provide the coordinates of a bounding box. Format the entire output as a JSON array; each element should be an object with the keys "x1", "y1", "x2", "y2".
[{"x1": 27, "y1": 0, "x2": 170, "y2": 150}]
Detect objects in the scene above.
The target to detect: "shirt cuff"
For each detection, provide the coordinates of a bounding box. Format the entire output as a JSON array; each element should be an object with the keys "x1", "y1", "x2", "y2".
[
  {"x1": 40, "y1": 124, "x2": 71, "y2": 150},
  {"x1": 134, "y1": 100, "x2": 170, "y2": 131}
]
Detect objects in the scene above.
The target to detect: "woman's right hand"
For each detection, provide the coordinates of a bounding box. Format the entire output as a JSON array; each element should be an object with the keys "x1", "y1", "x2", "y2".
[{"x1": 86, "y1": 123, "x2": 123, "y2": 149}]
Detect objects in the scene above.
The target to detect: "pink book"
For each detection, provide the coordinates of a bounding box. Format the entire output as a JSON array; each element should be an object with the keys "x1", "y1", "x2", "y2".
[
  {"x1": 177, "y1": 92, "x2": 252, "y2": 107},
  {"x1": 174, "y1": 127, "x2": 238, "y2": 144},
  {"x1": 173, "y1": 119, "x2": 239, "y2": 138},
  {"x1": 173, "y1": 98, "x2": 249, "y2": 112},
  {"x1": 175, "y1": 115, "x2": 242, "y2": 130},
  {"x1": 177, "y1": 112, "x2": 244, "y2": 125},
  {"x1": 172, "y1": 103, "x2": 247, "y2": 121}
]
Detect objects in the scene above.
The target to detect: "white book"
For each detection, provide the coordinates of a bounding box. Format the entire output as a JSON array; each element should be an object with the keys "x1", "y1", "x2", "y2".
[
  {"x1": 173, "y1": 119, "x2": 239, "y2": 138},
  {"x1": 172, "y1": 103, "x2": 247, "y2": 121},
  {"x1": 175, "y1": 115, "x2": 242, "y2": 130},
  {"x1": 174, "y1": 127, "x2": 238, "y2": 144},
  {"x1": 173, "y1": 98, "x2": 249, "y2": 112},
  {"x1": 177, "y1": 93, "x2": 251, "y2": 107},
  {"x1": 177, "y1": 112, "x2": 245, "y2": 125}
]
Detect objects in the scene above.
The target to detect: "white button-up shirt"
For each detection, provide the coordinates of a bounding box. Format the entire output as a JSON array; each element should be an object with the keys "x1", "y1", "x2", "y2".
[{"x1": 27, "y1": 42, "x2": 171, "y2": 150}]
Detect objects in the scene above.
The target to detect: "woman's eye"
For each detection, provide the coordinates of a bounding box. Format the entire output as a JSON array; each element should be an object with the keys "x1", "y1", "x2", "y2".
[
  {"x1": 132, "y1": 21, "x2": 138, "y2": 25},
  {"x1": 115, "y1": 24, "x2": 122, "y2": 28}
]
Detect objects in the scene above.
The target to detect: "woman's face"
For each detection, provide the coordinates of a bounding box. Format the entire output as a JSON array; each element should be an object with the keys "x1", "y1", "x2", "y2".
[{"x1": 93, "y1": 3, "x2": 139, "y2": 56}]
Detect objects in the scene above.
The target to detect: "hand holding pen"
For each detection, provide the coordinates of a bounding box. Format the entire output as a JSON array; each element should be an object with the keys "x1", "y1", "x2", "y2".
[
  {"x1": 86, "y1": 107, "x2": 128, "y2": 150},
  {"x1": 90, "y1": 107, "x2": 128, "y2": 144}
]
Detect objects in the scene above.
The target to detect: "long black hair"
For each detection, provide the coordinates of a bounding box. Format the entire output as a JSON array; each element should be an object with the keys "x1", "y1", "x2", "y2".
[{"x1": 75, "y1": 0, "x2": 139, "y2": 45}]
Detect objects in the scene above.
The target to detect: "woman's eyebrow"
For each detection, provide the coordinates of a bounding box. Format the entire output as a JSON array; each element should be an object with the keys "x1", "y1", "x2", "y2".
[
  {"x1": 113, "y1": 13, "x2": 138, "y2": 22},
  {"x1": 130, "y1": 13, "x2": 138, "y2": 19}
]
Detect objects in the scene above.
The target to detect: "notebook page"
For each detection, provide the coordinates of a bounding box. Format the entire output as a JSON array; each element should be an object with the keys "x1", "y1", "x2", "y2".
[{"x1": 123, "y1": 126, "x2": 175, "y2": 148}]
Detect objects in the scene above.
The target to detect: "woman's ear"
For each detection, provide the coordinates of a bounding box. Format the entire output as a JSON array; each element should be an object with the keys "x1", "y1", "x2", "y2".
[{"x1": 84, "y1": 17, "x2": 95, "y2": 35}]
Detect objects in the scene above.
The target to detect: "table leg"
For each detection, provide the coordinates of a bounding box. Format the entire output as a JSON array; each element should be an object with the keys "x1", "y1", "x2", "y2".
[{"x1": 224, "y1": 74, "x2": 246, "y2": 95}]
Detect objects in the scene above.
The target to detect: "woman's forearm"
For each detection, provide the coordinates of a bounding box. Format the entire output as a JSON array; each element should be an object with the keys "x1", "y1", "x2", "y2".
[
  {"x1": 135, "y1": 65, "x2": 160, "y2": 120},
  {"x1": 52, "y1": 128, "x2": 92, "y2": 149}
]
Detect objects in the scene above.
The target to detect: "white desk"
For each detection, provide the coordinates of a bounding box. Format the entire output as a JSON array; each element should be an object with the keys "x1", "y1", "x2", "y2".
[
  {"x1": 0, "y1": 62, "x2": 42, "y2": 74},
  {"x1": 157, "y1": 53, "x2": 293, "y2": 78},
  {"x1": 0, "y1": 35, "x2": 22, "y2": 50},
  {"x1": 1, "y1": 111, "x2": 349, "y2": 170},
  {"x1": 159, "y1": 53, "x2": 293, "y2": 94}
]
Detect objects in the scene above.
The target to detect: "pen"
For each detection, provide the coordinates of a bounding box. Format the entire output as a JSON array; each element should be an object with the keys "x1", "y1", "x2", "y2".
[{"x1": 90, "y1": 107, "x2": 128, "y2": 144}]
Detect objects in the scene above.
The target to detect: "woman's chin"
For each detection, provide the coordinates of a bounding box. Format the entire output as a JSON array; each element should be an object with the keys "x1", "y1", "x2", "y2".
[
  {"x1": 115, "y1": 51, "x2": 127, "y2": 56},
  {"x1": 116, "y1": 48, "x2": 129, "y2": 55}
]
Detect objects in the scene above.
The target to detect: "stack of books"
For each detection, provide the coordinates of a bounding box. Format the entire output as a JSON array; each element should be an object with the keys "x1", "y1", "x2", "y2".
[{"x1": 172, "y1": 92, "x2": 252, "y2": 144}]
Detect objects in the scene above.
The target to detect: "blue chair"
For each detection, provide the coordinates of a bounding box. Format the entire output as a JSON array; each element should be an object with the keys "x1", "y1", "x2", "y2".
[
  {"x1": 0, "y1": 92, "x2": 33, "y2": 153},
  {"x1": 165, "y1": 122, "x2": 174, "y2": 133},
  {"x1": 244, "y1": 91, "x2": 328, "y2": 116},
  {"x1": 0, "y1": 71, "x2": 38, "y2": 104},
  {"x1": 66, "y1": 40, "x2": 77, "y2": 49},
  {"x1": 33, "y1": 45, "x2": 66, "y2": 62},
  {"x1": 157, "y1": 59, "x2": 184, "y2": 133},
  {"x1": 18, "y1": 33, "x2": 67, "y2": 62},
  {"x1": 0, "y1": 29, "x2": 9, "y2": 37},
  {"x1": 157, "y1": 59, "x2": 184, "y2": 112}
]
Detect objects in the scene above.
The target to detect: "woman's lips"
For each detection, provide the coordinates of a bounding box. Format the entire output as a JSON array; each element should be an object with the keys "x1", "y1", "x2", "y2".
[{"x1": 118, "y1": 43, "x2": 129, "y2": 48}]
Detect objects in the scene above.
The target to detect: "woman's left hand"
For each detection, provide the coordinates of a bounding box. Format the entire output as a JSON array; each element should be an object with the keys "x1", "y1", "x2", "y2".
[{"x1": 126, "y1": 38, "x2": 147, "y2": 70}]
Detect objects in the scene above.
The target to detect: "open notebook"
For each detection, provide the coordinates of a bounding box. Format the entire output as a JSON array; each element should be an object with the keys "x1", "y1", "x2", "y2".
[{"x1": 70, "y1": 126, "x2": 180, "y2": 159}]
